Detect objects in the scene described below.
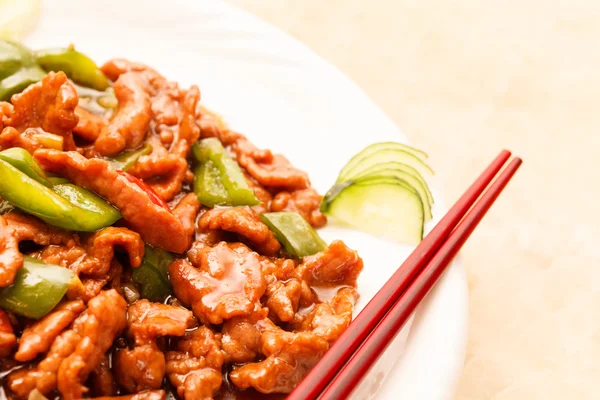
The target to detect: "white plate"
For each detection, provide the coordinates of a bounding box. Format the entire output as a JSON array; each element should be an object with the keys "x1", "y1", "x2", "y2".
[{"x1": 25, "y1": 1, "x2": 468, "y2": 398}]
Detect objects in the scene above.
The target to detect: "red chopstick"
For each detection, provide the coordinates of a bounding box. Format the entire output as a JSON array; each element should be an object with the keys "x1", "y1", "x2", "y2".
[
  {"x1": 319, "y1": 156, "x2": 522, "y2": 399},
  {"x1": 288, "y1": 150, "x2": 516, "y2": 400}
]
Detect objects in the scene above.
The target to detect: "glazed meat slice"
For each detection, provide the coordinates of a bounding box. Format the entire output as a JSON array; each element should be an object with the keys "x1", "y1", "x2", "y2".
[
  {"x1": 94, "y1": 72, "x2": 151, "y2": 156},
  {"x1": 0, "y1": 309, "x2": 16, "y2": 358},
  {"x1": 33, "y1": 149, "x2": 190, "y2": 253},
  {"x1": 295, "y1": 240, "x2": 364, "y2": 289},
  {"x1": 270, "y1": 187, "x2": 327, "y2": 228},
  {"x1": 0, "y1": 212, "x2": 77, "y2": 287},
  {"x1": 0, "y1": 72, "x2": 79, "y2": 151},
  {"x1": 114, "y1": 300, "x2": 193, "y2": 392},
  {"x1": 0, "y1": 215, "x2": 23, "y2": 287},
  {"x1": 198, "y1": 207, "x2": 281, "y2": 256},
  {"x1": 293, "y1": 287, "x2": 358, "y2": 343},
  {"x1": 15, "y1": 300, "x2": 85, "y2": 362},
  {"x1": 221, "y1": 308, "x2": 269, "y2": 363},
  {"x1": 73, "y1": 106, "x2": 106, "y2": 141},
  {"x1": 99, "y1": 59, "x2": 201, "y2": 202},
  {"x1": 166, "y1": 326, "x2": 224, "y2": 400},
  {"x1": 229, "y1": 327, "x2": 329, "y2": 394},
  {"x1": 8, "y1": 290, "x2": 127, "y2": 399},
  {"x1": 34, "y1": 226, "x2": 144, "y2": 278},
  {"x1": 170, "y1": 242, "x2": 266, "y2": 325},
  {"x1": 233, "y1": 137, "x2": 310, "y2": 191}
]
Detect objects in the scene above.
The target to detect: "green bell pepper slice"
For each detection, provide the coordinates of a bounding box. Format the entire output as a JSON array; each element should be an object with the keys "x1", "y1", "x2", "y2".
[
  {"x1": 0, "y1": 40, "x2": 37, "y2": 80},
  {"x1": 107, "y1": 143, "x2": 152, "y2": 172},
  {"x1": 132, "y1": 245, "x2": 173, "y2": 302},
  {"x1": 192, "y1": 138, "x2": 259, "y2": 207},
  {"x1": 0, "y1": 159, "x2": 121, "y2": 231},
  {"x1": 0, "y1": 65, "x2": 46, "y2": 101},
  {"x1": 193, "y1": 160, "x2": 230, "y2": 207},
  {"x1": 36, "y1": 46, "x2": 110, "y2": 91},
  {"x1": 260, "y1": 212, "x2": 327, "y2": 258},
  {"x1": 0, "y1": 147, "x2": 52, "y2": 187},
  {"x1": 0, "y1": 256, "x2": 76, "y2": 319}
]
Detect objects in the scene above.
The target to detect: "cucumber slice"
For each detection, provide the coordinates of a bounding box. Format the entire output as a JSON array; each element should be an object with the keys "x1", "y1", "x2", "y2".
[
  {"x1": 353, "y1": 172, "x2": 432, "y2": 221},
  {"x1": 322, "y1": 180, "x2": 424, "y2": 245},
  {"x1": 352, "y1": 161, "x2": 434, "y2": 205},
  {"x1": 337, "y1": 148, "x2": 433, "y2": 183}
]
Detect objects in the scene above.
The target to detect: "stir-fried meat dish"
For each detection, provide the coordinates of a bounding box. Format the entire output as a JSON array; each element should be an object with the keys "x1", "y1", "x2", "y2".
[{"x1": 0, "y1": 44, "x2": 364, "y2": 400}]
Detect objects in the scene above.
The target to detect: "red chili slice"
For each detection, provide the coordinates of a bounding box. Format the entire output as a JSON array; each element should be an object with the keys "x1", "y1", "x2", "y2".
[{"x1": 117, "y1": 171, "x2": 172, "y2": 212}]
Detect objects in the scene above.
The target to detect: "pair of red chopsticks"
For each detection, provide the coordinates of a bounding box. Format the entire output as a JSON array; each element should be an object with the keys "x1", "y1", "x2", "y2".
[{"x1": 288, "y1": 150, "x2": 522, "y2": 400}]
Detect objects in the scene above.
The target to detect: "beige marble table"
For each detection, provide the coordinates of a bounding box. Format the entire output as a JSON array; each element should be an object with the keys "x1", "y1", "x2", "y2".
[{"x1": 228, "y1": 1, "x2": 600, "y2": 398}]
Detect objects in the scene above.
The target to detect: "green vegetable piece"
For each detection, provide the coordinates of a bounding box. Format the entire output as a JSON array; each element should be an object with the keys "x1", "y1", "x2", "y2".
[
  {"x1": 321, "y1": 178, "x2": 425, "y2": 245},
  {"x1": 52, "y1": 183, "x2": 121, "y2": 223},
  {"x1": 193, "y1": 160, "x2": 230, "y2": 207},
  {"x1": 107, "y1": 143, "x2": 152, "y2": 171},
  {"x1": 0, "y1": 159, "x2": 120, "y2": 231},
  {"x1": 36, "y1": 46, "x2": 110, "y2": 90},
  {"x1": 0, "y1": 40, "x2": 37, "y2": 80},
  {"x1": 260, "y1": 212, "x2": 327, "y2": 258},
  {"x1": 0, "y1": 147, "x2": 51, "y2": 186},
  {"x1": 0, "y1": 256, "x2": 75, "y2": 319},
  {"x1": 192, "y1": 138, "x2": 259, "y2": 207},
  {"x1": 0, "y1": 65, "x2": 46, "y2": 101},
  {"x1": 47, "y1": 176, "x2": 70, "y2": 185},
  {"x1": 132, "y1": 245, "x2": 173, "y2": 302}
]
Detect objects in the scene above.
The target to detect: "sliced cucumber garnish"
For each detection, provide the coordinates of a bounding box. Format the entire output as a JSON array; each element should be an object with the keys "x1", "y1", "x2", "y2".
[
  {"x1": 353, "y1": 171, "x2": 432, "y2": 221},
  {"x1": 351, "y1": 161, "x2": 432, "y2": 203},
  {"x1": 337, "y1": 141, "x2": 430, "y2": 182},
  {"x1": 322, "y1": 141, "x2": 434, "y2": 245},
  {"x1": 321, "y1": 179, "x2": 424, "y2": 245}
]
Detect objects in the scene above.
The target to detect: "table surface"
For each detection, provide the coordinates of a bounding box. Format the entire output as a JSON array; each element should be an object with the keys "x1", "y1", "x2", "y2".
[{"x1": 228, "y1": 1, "x2": 599, "y2": 398}]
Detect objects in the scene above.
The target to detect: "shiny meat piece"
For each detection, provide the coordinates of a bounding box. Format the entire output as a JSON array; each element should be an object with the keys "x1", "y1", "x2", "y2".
[
  {"x1": 198, "y1": 207, "x2": 280, "y2": 256},
  {"x1": 0, "y1": 215, "x2": 22, "y2": 287},
  {"x1": 128, "y1": 84, "x2": 200, "y2": 201},
  {"x1": 293, "y1": 287, "x2": 358, "y2": 343},
  {"x1": 128, "y1": 149, "x2": 188, "y2": 201},
  {"x1": 170, "y1": 243, "x2": 266, "y2": 324},
  {"x1": 3, "y1": 212, "x2": 74, "y2": 246},
  {"x1": 233, "y1": 138, "x2": 310, "y2": 191},
  {"x1": 92, "y1": 391, "x2": 166, "y2": 400},
  {"x1": 114, "y1": 344, "x2": 165, "y2": 393},
  {"x1": 34, "y1": 149, "x2": 190, "y2": 253},
  {"x1": 126, "y1": 299, "x2": 193, "y2": 345},
  {"x1": 15, "y1": 300, "x2": 85, "y2": 362},
  {"x1": 221, "y1": 309, "x2": 269, "y2": 363},
  {"x1": 172, "y1": 193, "x2": 200, "y2": 241},
  {"x1": 0, "y1": 309, "x2": 16, "y2": 358},
  {"x1": 101, "y1": 59, "x2": 200, "y2": 201},
  {"x1": 56, "y1": 289, "x2": 127, "y2": 399},
  {"x1": 229, "y1": 328, "x2": 329, "y2": 394},
  {"x1": 8, "y1": 330, "x2": 80, "y2": 398},
  {"x1": 94, "y1": 73, "x2": 151, "y2": 156},
  {"x1": 296, "y1": 240, "x2": 364, "y2": 288},
  {"x1": 166, "y1": 326, "x2": 224, "y2": 400},
  {"x1": 90, "y1": 355, "x2": 119, "y2": 397},
  {"x1": 270, "y1": 188, "x2": 327, "y2": 228},
  {"x1": 2, "y1": 72, "x2": 79, "y2": 150},
  {"x1": 0, "y1": 127, "x2": 44, "y2": 153},
  {"x1": 35, "y1": 227, "x2": 144, "y2": 278},
  {"x1": 74, "y1": 106, "x2": 105, "y2": 141},
  {"x1": 264, "y1": 279, "x2": 302, "y2": 323},
  {"x1": 114, "y1": 300, "x2": 193, "y2": 392}
]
